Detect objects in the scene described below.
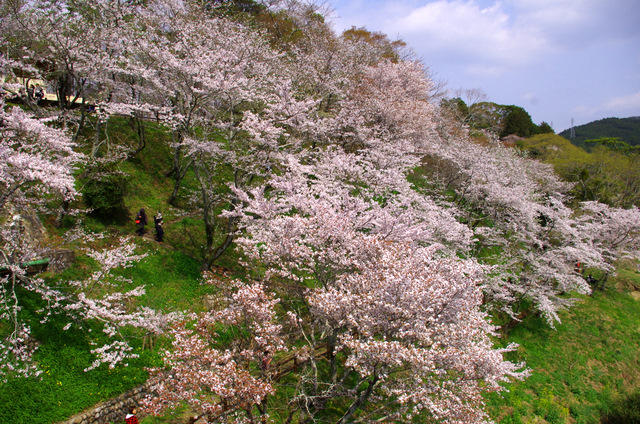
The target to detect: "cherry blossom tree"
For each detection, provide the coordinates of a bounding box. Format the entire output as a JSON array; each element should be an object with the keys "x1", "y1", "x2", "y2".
[
  {"x1": 232, "y1": 171, "x2": 527, "y2": 421},
  {"x1": 1, "y1": 25, "x2": 88, "y2": 218},
  {"x1": 0, "y1": 44, "x2": 171, "y2": 373},
  {"x1": 225, "y1": 113, "x2": 526, "y2": 420},
  {"x1": 0, "y1": 101, "x2": 81, "y2": 208},
  {"x1": 0, "y1": 218, "x2": 176, "y2": 380},
  {"x1": 422, "y1": 111, "x2": 640, "y2": 325},
  {"x1": 572, "y1": 201, "x2": 640, "y2": 271},
  {"x1": 84, "y1": 1, "x2": 315, "y2": 269},
  {"x1": 303, "y1": 240, "x2": 525, "y2": 423},
  {"x1": 214, "y1": 42, "x2": 526, "y2": 421},
  {"x1": 421, "y1": 118, "x2": 581, "y2": 323},
  {"x1": 0, "y1": 12, "x2": 176, "y2": 378},
  {"x1": 1, "y1": 0, "x2": 102, "y2": 116},
  {"x1": 143, "y1": 275, "x2": 288, "y2": 423},
  {"x1": 1, "y1": 0, "x2": 147, "y2": 166},
  {"x1": 233, "y1": 147, "x2": 472, "y2": 284},
  {"x1": 145, "y1": 239, "x2": 526, "y2": 423},
  {"x1": 104, "y1": 1, "x2": 287, "y2": 196}
]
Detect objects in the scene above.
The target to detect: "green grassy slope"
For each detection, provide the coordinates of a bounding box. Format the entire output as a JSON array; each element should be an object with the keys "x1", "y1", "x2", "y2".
[
  {"x1": 487, "y1": 263, "x2": 640, "y2": 424},
  {"x1": 0, "y1": 117, "x2": 212, "y2": 424}
]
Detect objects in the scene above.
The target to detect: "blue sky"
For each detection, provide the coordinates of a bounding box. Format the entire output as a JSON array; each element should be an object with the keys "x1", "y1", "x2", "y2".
[{"x1": 326, "y1": 0, "x2": 640, "y2": 132}]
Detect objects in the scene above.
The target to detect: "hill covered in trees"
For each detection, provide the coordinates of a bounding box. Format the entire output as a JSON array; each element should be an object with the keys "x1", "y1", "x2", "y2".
[
  {"x1": 441, "y1": 93, "x2": 553, "y2": 138},
  {"x1": 1, "y1": 1, "x2": 640, "y2": 423},
  {"x1": 558, "y1": 116, "x2": 640, "y2": 147},
  {"x1": 516, "y1": 133, "x2": 640, "y2": 208}
]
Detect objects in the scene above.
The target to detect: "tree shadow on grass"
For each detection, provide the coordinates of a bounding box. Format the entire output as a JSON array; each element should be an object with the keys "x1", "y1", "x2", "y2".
[
  {"x1": 88, "y1": 207, "x2": 132, "y2": 226},
  {"x1": 601, "y1": 392, "x2": 640, "y2": 424}
]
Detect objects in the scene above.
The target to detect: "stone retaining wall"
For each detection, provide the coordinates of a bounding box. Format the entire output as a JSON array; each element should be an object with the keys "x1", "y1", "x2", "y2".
[{"x1": 56, "y1": 382, "x2": 151, "y2": 424}]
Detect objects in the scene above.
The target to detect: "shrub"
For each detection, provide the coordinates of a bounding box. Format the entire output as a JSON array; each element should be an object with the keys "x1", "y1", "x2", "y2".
[{"x1": 82, "y1": 171, "x2": 129, "y2": 219}]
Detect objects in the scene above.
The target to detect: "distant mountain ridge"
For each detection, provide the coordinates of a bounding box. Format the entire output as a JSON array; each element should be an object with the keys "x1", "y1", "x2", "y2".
[{"x1": 558, "y1": 116, "x2": 640, "y2": 146}]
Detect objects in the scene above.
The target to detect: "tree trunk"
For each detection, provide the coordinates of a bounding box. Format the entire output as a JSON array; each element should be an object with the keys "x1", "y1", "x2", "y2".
[
  {"x1": 126, "y1": 114, "x2": 147, "y2": 159},
  {"x1": 336, "y1": 372, "x2": 379, "y2": 424},
  {"x1": 71, "y1": 97, "x2": 87, "y2": 145},
  {"x1": 54, "y1": 199, "x2": 70, "y2": 228},
  {"x1": 168, "y1": 157, "x2": 193, "y2": 206},
  {"x1": 167, "y1": 130, "x2": 193, "y2": 206},
  {"x1": 165, "y1": 130, "x2": 184, "y2": 178},
  {"x1": 91, "y1": 118, "x2": 103, "y2": 158}
]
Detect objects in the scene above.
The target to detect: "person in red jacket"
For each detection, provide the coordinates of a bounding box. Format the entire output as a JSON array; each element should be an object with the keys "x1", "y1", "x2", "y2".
[
  {"x1": 125, "y1": 406, "x2": 139, "y2": 424},
  {"x1": 135, "y1": 208, "x2": 148, "y2": 236}
]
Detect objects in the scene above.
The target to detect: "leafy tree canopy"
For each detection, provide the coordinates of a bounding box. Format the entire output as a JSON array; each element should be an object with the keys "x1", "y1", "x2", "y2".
[
  {"x1": 342, "y1": 26, "x2": 408, "y2": 62},
  {"x1": 441, "y1": 96, "x2": 554, "y2": 137},
  {"x1": 558, "y1": 116, "x2": 640, "y2": 147}
]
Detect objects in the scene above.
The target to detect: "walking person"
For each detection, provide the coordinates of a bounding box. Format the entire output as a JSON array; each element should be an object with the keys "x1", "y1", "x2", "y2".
[
  {"x1": 154, "y1": 211, "x2": 164, "y2": 242},
  {"x1": 135, "y1": 208, "x2": 148, "y2": 236}
]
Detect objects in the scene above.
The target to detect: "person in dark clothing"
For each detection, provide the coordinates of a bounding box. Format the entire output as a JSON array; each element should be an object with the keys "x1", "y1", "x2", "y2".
[
  {"x1": 135, "y1": 208, "x2": 148, "y2": 236},
  {"x1": 34, "y1": 86, "x2": 44, "y2": 103},
  {"x1": 154, "y1": 212, "x2": 164, "y2": 242}
]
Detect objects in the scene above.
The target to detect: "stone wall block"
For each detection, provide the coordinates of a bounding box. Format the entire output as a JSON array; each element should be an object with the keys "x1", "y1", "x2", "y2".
[{"x1": 56, "y1": 382, "x2": 152, "y2": 424}]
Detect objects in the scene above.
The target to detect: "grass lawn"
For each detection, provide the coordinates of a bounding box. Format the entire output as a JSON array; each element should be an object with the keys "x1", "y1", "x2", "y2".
[{"x1": 486, "y1": 264, "x2": 640, "y2": 424}]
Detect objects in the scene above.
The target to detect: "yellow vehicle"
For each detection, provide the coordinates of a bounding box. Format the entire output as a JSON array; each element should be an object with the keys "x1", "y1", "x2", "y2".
[{"x1": 3, "y1": 76, "x2": 84, "y2": 105}]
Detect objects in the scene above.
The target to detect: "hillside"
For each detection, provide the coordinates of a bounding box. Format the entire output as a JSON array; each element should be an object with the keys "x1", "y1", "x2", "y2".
[
  {"x1": 3, "y1": 123, "x2": 638, "y2": 424},
  {"x1": 2, "y1": 1, "x2": 640, "y2": 424},
  {"x1": 517, "y1": 133, "x2": 640, "y2": 208},
  {"x1": 487, "y1": 266, "x2": 640, "y2": 424},
  {"x1": 558, "y1": 116, "x2": 640, "y2": 147}
]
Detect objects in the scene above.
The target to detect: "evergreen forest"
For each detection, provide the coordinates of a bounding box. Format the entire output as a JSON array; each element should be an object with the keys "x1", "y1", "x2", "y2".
[{"x1": 558, "y1": 117, "x2": 640, "y2": 148}]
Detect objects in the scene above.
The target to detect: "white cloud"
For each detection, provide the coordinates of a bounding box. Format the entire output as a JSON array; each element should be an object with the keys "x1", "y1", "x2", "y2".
[
  {"x1": 511, "y1": 0, "x2": 593, "y2": 26},
  {"x1": 342, "y1": 0, "x2": 640, "y2": 75},
  {"x1": 572, "y1": 105, "x2": 599, "y2": 120},
  {"x1": 605, "y1": 91, "x2": 640, "y2": 111},
  {"x1": 521, "y1": 92, "x2": 539, "y2": 107},
  {"x1": 329, "y1": 0, "x2": 640, "y2": 126},
  {"x1": 380, "y1": 1, "x2": 548, "y2": 74},
  {"x1": 511, "y1": 0, "x2": 640, "y2": 43}
]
